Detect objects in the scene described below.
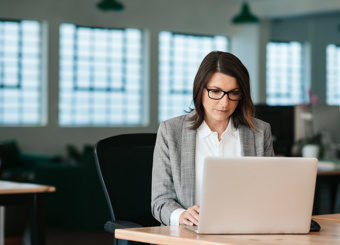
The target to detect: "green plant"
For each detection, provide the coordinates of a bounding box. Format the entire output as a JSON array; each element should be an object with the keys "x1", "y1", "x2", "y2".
[
  {"x1": 296, "y1": 133, "x2": 325, "y2": 158},
  {"x1": 66, "y1": 144, "x2": 81, "y2": 163}
]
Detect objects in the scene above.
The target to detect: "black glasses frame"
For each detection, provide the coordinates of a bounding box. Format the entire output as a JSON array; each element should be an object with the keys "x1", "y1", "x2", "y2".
[{"x1": 205, "y1": 87, "x2": 243, "y2": 101}]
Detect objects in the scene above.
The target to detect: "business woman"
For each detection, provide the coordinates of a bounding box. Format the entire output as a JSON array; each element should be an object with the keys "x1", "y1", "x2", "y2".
[{"x1": 151, "y1": 51, "x2": 275, "y2": 227}]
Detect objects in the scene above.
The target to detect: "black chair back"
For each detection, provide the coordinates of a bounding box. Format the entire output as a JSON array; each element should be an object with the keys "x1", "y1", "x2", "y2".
[
  {"x1": 94, "y1": 133, "x2": 160, "y2": 227},
  {"x1": 0, "y1": 144, "x2": 7, "y2": 176}
]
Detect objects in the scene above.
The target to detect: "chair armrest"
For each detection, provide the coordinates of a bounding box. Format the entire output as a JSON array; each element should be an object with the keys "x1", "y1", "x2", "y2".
[{"x1": 104, "y1": 220, "x2": 143, "y2": 234}]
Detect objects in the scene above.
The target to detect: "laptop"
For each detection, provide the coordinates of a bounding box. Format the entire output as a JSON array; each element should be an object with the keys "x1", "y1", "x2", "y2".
[{"x1": 182, "y1": 156, "x2": 318, "y2": 234}]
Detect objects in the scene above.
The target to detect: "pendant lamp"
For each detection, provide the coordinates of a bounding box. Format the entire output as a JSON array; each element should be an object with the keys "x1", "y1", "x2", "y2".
[
  {"x1": 97, "y1": 0, "x2": 124, "y2": 11},
  {"x1": 232, "y1": 2, "x2": 258, "y2": 24}
]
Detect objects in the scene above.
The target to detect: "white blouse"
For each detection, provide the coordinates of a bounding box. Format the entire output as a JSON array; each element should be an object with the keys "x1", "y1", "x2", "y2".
[{"x1": 170, "y1": 118, "x2": 242, "y2": 225}]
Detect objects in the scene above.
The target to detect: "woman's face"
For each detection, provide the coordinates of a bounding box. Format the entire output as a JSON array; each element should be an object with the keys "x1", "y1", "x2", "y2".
[{"x1": 202, "y1": 72, "x2": 240, "y2": 127}]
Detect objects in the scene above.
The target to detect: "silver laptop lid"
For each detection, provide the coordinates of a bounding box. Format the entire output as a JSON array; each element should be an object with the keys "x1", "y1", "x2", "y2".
[{"x1": 196, "y1": 157, "x2": 318, "y2": 234}]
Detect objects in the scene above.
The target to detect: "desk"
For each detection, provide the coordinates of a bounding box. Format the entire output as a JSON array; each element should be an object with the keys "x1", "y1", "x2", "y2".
[
  {"x1": 115, "y1": 214, "x2": 340, "y2": 245},
  {"x1": 0, "y1": 180, "x2": 56, "y2": 245},
  {"x1": 313, "y1": 213, "x2": 340, "y2": 222}
]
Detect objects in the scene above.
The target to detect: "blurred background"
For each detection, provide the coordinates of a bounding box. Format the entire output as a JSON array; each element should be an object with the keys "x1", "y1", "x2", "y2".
[
  {"x1": 0, "y1": 0, "x2": 339, "y2": 157},
  {"x1": 0, "y1": 0, "x2": 340, "y2": 241}
]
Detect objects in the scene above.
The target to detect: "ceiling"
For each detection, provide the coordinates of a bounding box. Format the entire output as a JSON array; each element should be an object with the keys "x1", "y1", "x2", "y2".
[{"x1": 227, "y1": 0, "x2": 340, "y2": 19}]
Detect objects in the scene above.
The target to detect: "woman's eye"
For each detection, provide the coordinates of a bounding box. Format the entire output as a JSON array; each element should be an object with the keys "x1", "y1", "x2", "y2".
[
  {"x1": 231, "y1": 91, "x2": 240, "y2": 95},
  {"x1": 211, "y1": 90, "x2": 222, "y2": 94}
]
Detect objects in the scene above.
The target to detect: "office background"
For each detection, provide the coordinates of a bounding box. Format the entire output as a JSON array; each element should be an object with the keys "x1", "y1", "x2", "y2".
[{"x1": 0, "y1": 0, "x2": 340, "y2": 158}]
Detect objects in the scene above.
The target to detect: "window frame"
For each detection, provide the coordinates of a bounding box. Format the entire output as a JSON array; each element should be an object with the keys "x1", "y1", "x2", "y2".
[
  {"x1": 0, "y1": 18, "x2": 45, "y2": 126},
  {"x1": 326, "y1": 43, "x2": 340, "y2": 105},
  {"x1": 58, "y1": 23, "x2": 147, "y2": 127},
  {"x1": 265, "y1": 40, "x2": 306, "y2": 106},
  {"x1": 158, "y1": 31, "x2": 229, "y2": 122}
]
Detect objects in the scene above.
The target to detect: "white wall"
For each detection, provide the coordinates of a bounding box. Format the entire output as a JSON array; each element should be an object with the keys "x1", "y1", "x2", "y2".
[
  {"x1": 230, "y1": 21, "x2": 270, "y2": 103},
  {"x1": 1, "y1": 0, "x2": 340, "y2": 156},
  {"x1": 0, "y1": 0, "x2": 255, "y2": 156},
  {"x1": 231, "y1": 24, "x2": 261, "y2": 102},
  {"x1": 269, "y1": 13, "x2": 340, "y2": 141},
  {"x1": 253, "y1": 0, "x2": 340, "y2": 18},
  {"x1": 269, "y1": 13, "x2": 340, "y2": 103}
]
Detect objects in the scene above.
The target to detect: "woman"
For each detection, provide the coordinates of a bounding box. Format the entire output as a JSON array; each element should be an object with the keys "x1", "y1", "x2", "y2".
[{"x1": 151, "y1": 51, "x2": 274, "y2": 227}]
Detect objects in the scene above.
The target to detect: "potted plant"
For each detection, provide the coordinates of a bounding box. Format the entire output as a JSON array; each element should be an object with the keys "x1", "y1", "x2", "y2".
[
  {"x1": 296, "y1": 90, "x2": 325, "y2": 158},
  {"x1": 297, "y1": 133, "x2": 324, "y2": 158}
]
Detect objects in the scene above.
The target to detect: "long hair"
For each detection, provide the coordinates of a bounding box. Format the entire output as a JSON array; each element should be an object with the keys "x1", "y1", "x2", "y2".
[{"x1": 189, "y1": 51, "x2": 256, "y2": 130}]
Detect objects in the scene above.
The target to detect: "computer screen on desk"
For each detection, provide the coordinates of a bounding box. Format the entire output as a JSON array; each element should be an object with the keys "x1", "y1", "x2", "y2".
[
  {"x1": 255, "y1": 105, "x2": 294, "y2": 156},
  {"x1": 295, "y1": 104, "x2": 340, "y2": 140}
]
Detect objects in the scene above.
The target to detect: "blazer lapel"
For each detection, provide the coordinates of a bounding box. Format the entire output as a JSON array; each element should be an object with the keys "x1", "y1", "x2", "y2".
[
  {"x1": 181, "y1": 113, "x2": 196, "y2": 207},
  {"x1": 239, "y1": 125, "x2": 256, "y2": 156}
]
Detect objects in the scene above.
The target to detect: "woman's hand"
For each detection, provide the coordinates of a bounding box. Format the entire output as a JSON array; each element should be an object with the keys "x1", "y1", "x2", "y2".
[{"x1": 179, "y1": 205, "x2": 200, "y2": 226}]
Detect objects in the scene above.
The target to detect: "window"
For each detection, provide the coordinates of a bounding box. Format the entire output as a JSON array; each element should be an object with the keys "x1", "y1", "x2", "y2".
[
  {"x1": 59, "y1": 24, "x2": 145, "y2": 126},
  {"x1": 158, "y1": 31, "x2": 228, "y2": 122},
  {"x1": 266, "y1": 41, "x2": 304, "y2": 105},
  {"x1": 326, "y1": 44, "x2": 340, "y2": 105},
  {"x1": 0, "y1": 19, "x2": 43, "y2": 125}
]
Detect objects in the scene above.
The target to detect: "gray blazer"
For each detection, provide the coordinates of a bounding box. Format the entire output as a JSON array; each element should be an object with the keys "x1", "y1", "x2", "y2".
[{"x1": 151, "y1": 111, "x2": 275, "y2": 225}]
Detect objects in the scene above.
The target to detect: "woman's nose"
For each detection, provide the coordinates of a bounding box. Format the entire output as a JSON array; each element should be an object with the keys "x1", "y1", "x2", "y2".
[{"x1": 219, "y1": 94, "x2": 229, "y2": 106}]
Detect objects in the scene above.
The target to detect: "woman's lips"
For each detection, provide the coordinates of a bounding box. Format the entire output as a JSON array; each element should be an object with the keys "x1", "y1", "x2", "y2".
[{"x1": 216, "y1": 109, "x2": 228, "y2": 113}]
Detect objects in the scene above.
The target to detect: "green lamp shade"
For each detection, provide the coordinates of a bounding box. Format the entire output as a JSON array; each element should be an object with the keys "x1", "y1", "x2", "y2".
[
  {"x1": 97, "y1": 0, "x2": 124, "y2": 11},
  {"x1": 232, "y1": 2, "x2": 258, "y2": 24}
]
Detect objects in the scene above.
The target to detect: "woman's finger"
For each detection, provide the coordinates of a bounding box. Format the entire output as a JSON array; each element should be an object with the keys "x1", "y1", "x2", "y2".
[
  {"x1": 185, "y1": 212, "x2": 199, "y2": 225},
  {"x1": 179, "y1": 204, "x2": 201, "y2": 226}
]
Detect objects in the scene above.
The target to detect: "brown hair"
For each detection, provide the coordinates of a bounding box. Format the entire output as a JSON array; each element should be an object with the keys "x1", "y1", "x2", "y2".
[{"x1": 189, "y1": 51, "x2": 256, "y2": 130}]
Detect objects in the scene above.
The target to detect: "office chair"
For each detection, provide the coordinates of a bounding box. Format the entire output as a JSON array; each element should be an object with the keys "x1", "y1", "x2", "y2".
[
  {"x1": 0, "y1": 145, "x2": 6, "y2": 177},
  {"x1": 0, "y1": 145, "x2": 8, "y2": 245},
  {"x1": 94, "y1": 134, "x2": 160, "y2": 245}
]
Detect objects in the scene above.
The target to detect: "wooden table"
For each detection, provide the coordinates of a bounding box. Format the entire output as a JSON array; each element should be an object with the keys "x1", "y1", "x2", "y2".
[
  {"x1": 0, "y1": 180, "x2": 56, "y2": 245},
  {"x1": 115, "y1": 214, "x2": 340, "y2": 245},
  {"x1": 313, "y1": 213, "x2": 340, "y2": 222}
]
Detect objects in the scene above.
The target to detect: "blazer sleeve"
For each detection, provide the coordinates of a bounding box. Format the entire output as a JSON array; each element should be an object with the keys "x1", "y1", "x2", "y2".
[
  {"x1": 151, "y1": 122, "x2": 184, "y2": 225},
  {"x1": 263, "y1": 122, "x2": 275, "y2": 156}
]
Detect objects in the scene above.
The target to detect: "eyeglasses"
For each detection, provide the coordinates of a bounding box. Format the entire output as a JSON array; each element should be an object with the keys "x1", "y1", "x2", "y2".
[{"x1": 205, "y1": 87, "x2": 243, "y2": 101}]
